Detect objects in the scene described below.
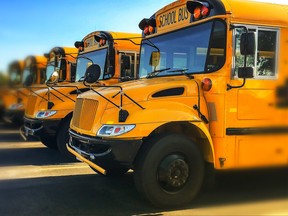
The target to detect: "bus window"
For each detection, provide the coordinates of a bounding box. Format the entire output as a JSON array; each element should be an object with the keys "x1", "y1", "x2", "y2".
[
  {"x1": 59, "y1": 59, "x2": 67, "y2": 82},
  {"x1": 173, "y1": 53, "x2": 187, "y2": 69},
  {"x1": 40, "y1": 68, "x2": 46, "y2": 84},
  {"x1": 139, "y1": 20, "x2": 226, "y2": 78},
  {"x1": 120, "y1": 52, "x2": 139, "y2": 79},
  {"x1": 257, "y1": 29, "x2": 277, "y2": 77},
  {"x1": 206, "y1": 20, "x2": 226, "y2": 72},
  {"x1": 233, "y1": 26, "x2": 278, "y2": 79},
  {"x1": 233, "y1": 27, "x2": 256, "y2": 77}
]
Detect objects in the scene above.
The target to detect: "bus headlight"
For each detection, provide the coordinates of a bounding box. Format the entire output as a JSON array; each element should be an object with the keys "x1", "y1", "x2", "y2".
[
  {"x1": 36, "y1": 110, "x2": 57, "y2": 118},
  {"x1": 97, "y1": 124, "x2": 135, "y2": 137},
  {"x1": 9, "y1": 103, "x2": 24, "y2": 110}
]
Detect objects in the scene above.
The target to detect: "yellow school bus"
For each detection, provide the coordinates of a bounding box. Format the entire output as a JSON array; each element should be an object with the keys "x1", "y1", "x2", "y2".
[
  {"x1": 22, "y1": 46, "x2": 78, "y2": 144},
  {"x1": 44, "y1": 47, "x2": 78, "y2": 85},
  {"x1": 2, "y1": 56, "x2": 47, "y2": 124},
  {"x1": 68, "y1": 0, "x2": 288, "y2": 207},
  {"x1": 23, "y1": 31, "x2": 140, "y2": 160},
  {"x1": 0, "y1": 60, "x2": 24, "y2": 121}
]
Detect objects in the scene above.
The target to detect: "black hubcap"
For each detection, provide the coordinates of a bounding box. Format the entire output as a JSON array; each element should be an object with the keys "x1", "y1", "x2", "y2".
[{"x1": 157, "y1": 154, "x2": 189, "y2": 192}]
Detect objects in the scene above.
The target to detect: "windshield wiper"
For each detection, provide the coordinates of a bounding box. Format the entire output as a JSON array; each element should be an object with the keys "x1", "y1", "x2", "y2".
[
  {"x1": 78, "y1": 76, "x2": 85, "y2": 82},
  {"x1": 167, "y1": 68, "x2": 194, "y2": 79},
  {"x1": 146, "y1": 67, "x2": 171, "y2": 78}
]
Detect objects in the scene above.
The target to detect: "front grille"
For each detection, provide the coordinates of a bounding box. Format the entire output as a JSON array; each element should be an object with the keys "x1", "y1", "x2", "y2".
[
  {"x1": 72, "y1": 98, "x2": 98, "y2": 131},
  {"x1": 26, "y1": 95, "x2": 37, "y2": 116}
]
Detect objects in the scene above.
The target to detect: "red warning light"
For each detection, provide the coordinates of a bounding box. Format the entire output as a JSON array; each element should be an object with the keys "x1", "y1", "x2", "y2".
[{"x1": 202, "y1": 78, "x2": 212, "y2": 91}]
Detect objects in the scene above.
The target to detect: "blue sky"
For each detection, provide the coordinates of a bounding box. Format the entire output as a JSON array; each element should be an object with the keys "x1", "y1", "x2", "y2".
[
  {"x1": 0, "y1": 0, "x2": 171, "y2": 72},
  {"x1": 1, "y1": 0, "x2": 287, "y2": 73}
]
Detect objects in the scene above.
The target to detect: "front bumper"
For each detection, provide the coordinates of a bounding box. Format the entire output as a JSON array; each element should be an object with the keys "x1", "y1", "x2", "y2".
[
  {"x1": 0, "y1": 105, "x2": 4, "y2": 121},
  {"x1": 23, "y1": 117, "x2": 61, "y2": 139},
  {"x1": 68, "y1": 129, "x2": 143, "y2": 174},
  {"x1": 3, "y1": 109, "x2": 24, "y2": 124}
]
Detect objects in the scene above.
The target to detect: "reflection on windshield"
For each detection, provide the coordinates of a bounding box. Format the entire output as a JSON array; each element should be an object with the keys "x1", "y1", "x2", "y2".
[
  {"x1": 75, "y1": 48, "x2": 108, "y2": 81},
  {"x1": 22, "y1": 68, "x2": 37, "y2": 85},
  {"x1": 46, "y1": 64, "x2": 55, "y2": 82},
  {"x1": 139, "y1": 20, "x2": 226, "y2": 78},
  {"x1": 22, "y1": 69, "x2": 31, "y2": 84}
]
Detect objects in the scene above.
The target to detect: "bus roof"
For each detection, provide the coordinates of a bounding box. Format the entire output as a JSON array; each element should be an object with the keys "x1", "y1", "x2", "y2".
[
  {"x1": 80, "y1": 31, "x2": 141, "y2": 53},
  {"x1": 152, "y1": 0, "x2": 288, "y2": 31},
  {"x1": 48, "y1": 47, "x2": 78, "y2": 60},
  {"x1": 223, "y1": 0, "x2": 288, "y2": 26},
  {"x1": 8, "y1": 60, "x2": 24, "y2": 73},
  {"x1": 24, "y1": 55, "x2": 47, "y2": 69},
  {"x1": 82, "y1": 31, "x2": 140, "y2": 42}
]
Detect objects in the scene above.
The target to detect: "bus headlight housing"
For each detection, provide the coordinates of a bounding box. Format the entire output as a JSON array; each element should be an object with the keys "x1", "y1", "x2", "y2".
[
  {"x1": 36, "y1": 110, "x2": 57, "y2": 119},
  {"x1": 97, "y1": 124, "x2": 135, "y2": 137},
  {"x1": 9, "y1": 103, "x2": 24, "y2": 110}
]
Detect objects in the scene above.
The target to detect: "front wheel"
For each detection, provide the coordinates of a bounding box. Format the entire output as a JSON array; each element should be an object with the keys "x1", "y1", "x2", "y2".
[
  {"x1": 57, "y1": 117, "x2": 77, "y2": 161},
  {"x1": 134, "y1": 134, "x2": 204, "y2": 208},
  {"x1": 40, "y1": 136, "x2": 57, "y2": 149}
]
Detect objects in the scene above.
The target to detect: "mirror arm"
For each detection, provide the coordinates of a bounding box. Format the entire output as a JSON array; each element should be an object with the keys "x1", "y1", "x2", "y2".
[
  {"x1": 47, "y1": 85, "x2": 74, "y2": 102},
  {"x1": 112, "y1": 37, "x2": 142, "y2": 46},
  {"x1": 227, "y1": 25, "x2": 249, "y2": 91},
  {"x1": 83, "y1": 81, "x2": 120, "y2": 109},
  {"x1": 227, "y1": 78, "x2": 246, "y2": 91},
  {"x1": 27, "y1": 86, "x2": 50, "y2": 102}
]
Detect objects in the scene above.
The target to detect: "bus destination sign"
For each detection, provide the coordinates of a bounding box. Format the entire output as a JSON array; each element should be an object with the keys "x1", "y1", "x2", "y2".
[{"x1": 156, "y1": 5, "x2": 191, "y2": 32}]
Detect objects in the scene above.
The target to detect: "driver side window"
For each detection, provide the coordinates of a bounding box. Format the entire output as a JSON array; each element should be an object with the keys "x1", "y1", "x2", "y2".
[{"x1": 233, "y1": 25, "x2": 279, "y2": 79}]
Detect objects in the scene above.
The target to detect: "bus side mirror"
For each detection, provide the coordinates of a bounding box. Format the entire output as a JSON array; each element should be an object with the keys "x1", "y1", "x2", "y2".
[
  {"x1": 121, "y1": 55, "x2": 131, "y2": 70},
  {"x1": 240, "y1": 32, "x2": 255, "y2": 55},
  {"x1": 46, "y1": 71, "x2": 59, "y2": 85},
  {"x1": 84, "y1": 64, "x2": 101, "y2": 84},
  {"x1": 238, "y1": 67, "x2": 254, "y2": 78},
  {"x1": 23, "y1": 74, "x2": 33, "y2": 87},
  {"x1": 149, "y1": 51, "x2": 160, "y2": 67}
]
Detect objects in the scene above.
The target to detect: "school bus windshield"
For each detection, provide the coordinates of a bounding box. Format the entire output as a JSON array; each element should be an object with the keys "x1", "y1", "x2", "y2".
[
  {"x1": 139, "y1": 19, "x2": 226, "y2": 78},
  {"x1": 76, "y1": 48, "x2": 107, "y2": 81},
  {"x1": 22, "y1": 67, "x2": 36, "y2": 84},
  {"x1": 9, "y1": 69, "x2": 21, "y2": 85},
  {"x1": 46, "y1": 59, "x2": 58, "y2": 82}
]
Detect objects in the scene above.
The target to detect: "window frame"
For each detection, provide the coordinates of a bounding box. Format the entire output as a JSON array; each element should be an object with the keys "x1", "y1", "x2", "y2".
[{"x1": 232, "y1": 24, "x2": 280, "y2": 80}]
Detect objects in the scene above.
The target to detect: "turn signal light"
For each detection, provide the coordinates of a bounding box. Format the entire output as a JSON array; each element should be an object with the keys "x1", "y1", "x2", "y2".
[
  {"x1": 139, "y1": 18, "x2": 156, "y2": 36},
  {"x1": 143, "y1": 25, "x2": 155, "y2": 35},
  {"x1": 99, "y1": 39, "x2": 106, "y2": 46},
  {"x1": 201, "y1": 6, "x2": 209, "y2": 17},
  {"x1": 148, "y1": 26, "x2": 154, "y2": 34},
  {"x1": 194, "y1": 7, "x2": 201, "y2": 19},
  {"x1": 202, "y1": 78, "x2": 212, "y2": 91},
  {"x1": 187, "y1": 1, "x2": 211, "y2": 21},
  {"x1": 194, "y1": 5, "x2": 210, "y2": 20},
  {"x1": 144, "y1": 26, "x2": 149, "y2": 35}
]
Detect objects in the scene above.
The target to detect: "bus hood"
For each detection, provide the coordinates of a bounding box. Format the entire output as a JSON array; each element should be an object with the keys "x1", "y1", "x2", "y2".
[{"x1": 79, "y1": 76, "x2": 200, "y2": 105}]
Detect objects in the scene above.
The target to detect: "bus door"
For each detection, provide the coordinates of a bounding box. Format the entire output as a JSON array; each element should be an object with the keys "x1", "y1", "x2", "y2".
[{"x1": 225, "y1": 25, "x2": 288, "y2": 167}]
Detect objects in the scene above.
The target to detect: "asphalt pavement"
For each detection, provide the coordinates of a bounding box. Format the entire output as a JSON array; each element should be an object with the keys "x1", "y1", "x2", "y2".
[{"x1": 0, "y1": 122, "x2": 288, "y2": 216}]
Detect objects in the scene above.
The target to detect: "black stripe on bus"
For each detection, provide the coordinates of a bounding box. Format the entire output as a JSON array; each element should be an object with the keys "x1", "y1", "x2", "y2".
[{"x1": 226, "y1": 127, "x2": 288, "y2": 136}]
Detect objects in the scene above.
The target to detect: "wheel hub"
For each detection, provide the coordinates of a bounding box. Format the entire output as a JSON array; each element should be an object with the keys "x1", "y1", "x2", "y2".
[{"x1": 158, "y1": 154, "x2": 189, "y2": 192}]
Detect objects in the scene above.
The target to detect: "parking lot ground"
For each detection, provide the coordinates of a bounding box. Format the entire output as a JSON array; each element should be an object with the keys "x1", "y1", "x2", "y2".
[{"x1": 0, "y1": 123, "x2": 288, "y2": 216}]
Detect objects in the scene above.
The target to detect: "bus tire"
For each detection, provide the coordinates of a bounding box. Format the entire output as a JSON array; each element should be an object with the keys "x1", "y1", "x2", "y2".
[
  {"x1": 134, "y1": 134, "x2": 204, "y2": 208},
  {"x1": 57, "y1": 117, "x2": 77, "y2": 161},
  {"x1": 40, "y1": 136, "x2": 58, "y2": 149}
]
